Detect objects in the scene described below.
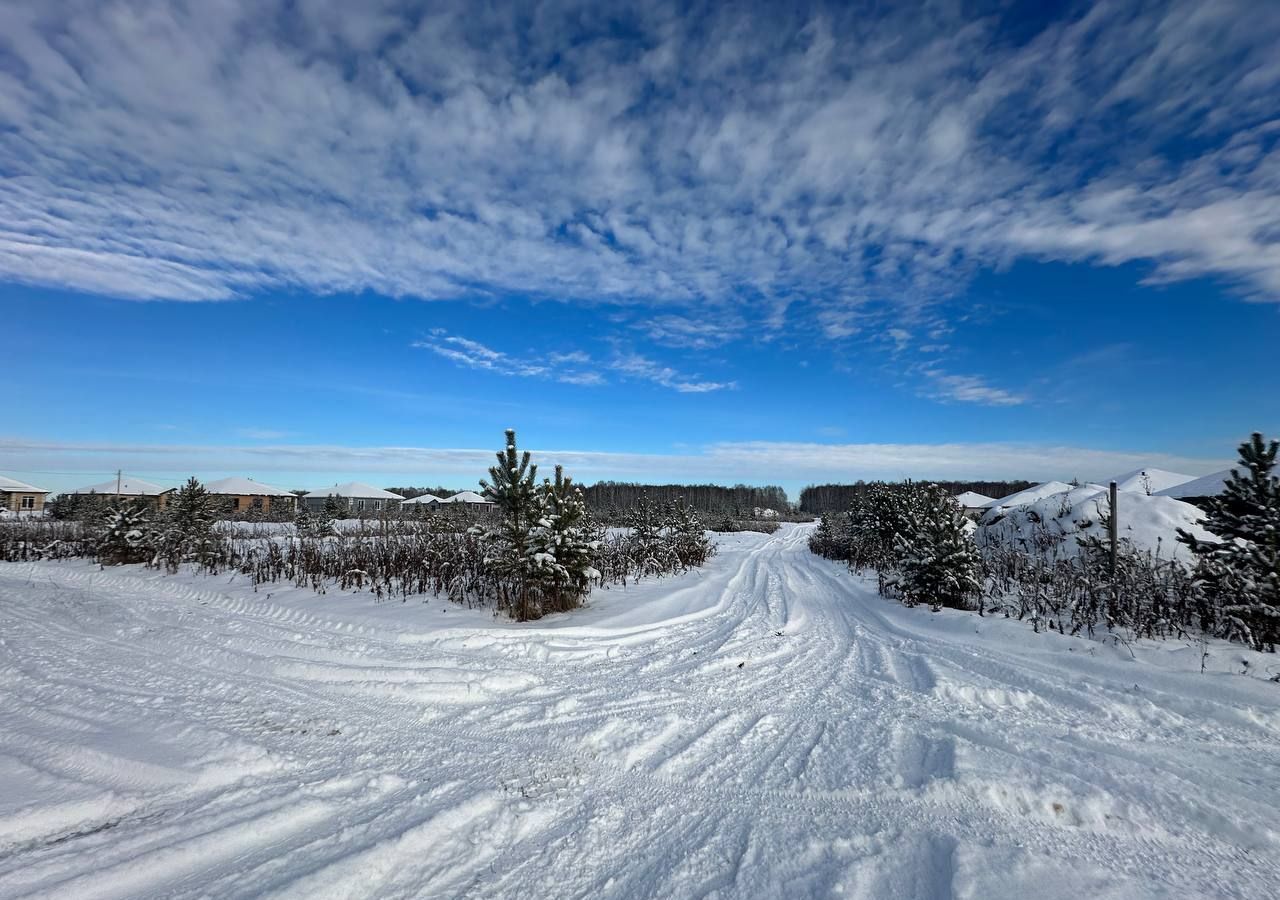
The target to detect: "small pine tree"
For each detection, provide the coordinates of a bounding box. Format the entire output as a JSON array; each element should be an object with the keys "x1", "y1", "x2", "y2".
[
  {"x1": 1178, "y1": 432, "x2": 1280, "y2": 651},
  {"x1": 323, "y1": 494, "x2": 350, "y2": 520},
  {"x1": 98, "y1": 502, "x2": 154, "y2": 565},
  {"x1": 895, "y1": 490, "x2": 983, "y2": 610},
  {"x1": 669, "y1": 497, "x2": 712, "y2": 567},
  {"x1": 529, "y1": 465, "x2": 601, "y2": 612},
  {"x1": 295, "y1": 507, "x2": 336, "y2": 539},
  {"x1": 477, "y1": 428, "x2": 541, "y2": 620},
  {"x1": 155, "y1": 477, "x2": 222, "y2": 570}
]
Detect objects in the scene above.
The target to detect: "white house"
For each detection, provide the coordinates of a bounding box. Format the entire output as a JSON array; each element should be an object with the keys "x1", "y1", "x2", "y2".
[
  {"x1": 444, "y1": 490, "x2": 494, "y2": 508},
  {"x1": 400, "y1": 493, "x2": 444, "y2": 506},
  {"x1": 67, "y1": 475, "x2": 174, "y2": 508},
  {"x1": 302, "y1": 482, "x2": 405, "y2": 513},
  {"x1": 953, "y1": 491, "x2": 995, "y2": 517},
  {"x1": 1, "y1": 475, "x2": 48, "y2": 515}
]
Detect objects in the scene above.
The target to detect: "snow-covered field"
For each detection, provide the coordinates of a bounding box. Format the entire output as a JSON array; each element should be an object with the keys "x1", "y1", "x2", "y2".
[{"x1": 2, "y1": 523, "x2": 1278, "y2": 899}]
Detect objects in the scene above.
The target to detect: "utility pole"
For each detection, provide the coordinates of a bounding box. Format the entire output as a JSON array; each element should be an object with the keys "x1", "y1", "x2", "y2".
[{"x1": 115, "y1": 469, "x2": 122, "y2": 502}]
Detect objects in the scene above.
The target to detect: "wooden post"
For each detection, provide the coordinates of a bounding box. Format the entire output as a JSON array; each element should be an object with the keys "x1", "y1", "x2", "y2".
[
  {"x1": 115, "y1": 469, "x2": 122, "y2": 502},
  {"x1": 1108, "y1": 480, "x2": 1118, "y2": 578}
]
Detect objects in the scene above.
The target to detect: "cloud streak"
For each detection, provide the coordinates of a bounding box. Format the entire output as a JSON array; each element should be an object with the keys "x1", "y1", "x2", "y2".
[
  {"x1": 413, "y1": 331, "x2": 732, "y2": 392},
  {"x1": 1, "y1": 436, "x2": 1227, "y2": 495}
]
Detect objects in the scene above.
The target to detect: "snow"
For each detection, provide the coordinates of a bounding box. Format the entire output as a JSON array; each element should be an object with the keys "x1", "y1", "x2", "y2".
[
  {"x1": 2, "y1": 523, "x2": 1278, "y2": 898},
  {"x1": 301, "y1": 482, "x2": 406, "y2": 501},
  {"x1": 202, "y1": 476, "x2": 297, "y2": 497},
  {"x1": 1155, "y1": 468, "x2": 1234, "y2": 499},
  {"x1": 979, "y1": 483, "x2": 1214, "y2": 560},
  {"x1": 1106, "y1": 467, "x2": 1197, "y2": 495},
  {"x1": 953, "y1": 490, "x2": 995, "y2": 508},
  {"x1": 66, "y1": 475, "x2": 171, "y2": 496},
  {"x1": 0, "y1": 475, "x2": 47, "y2": 493},
  {"x1": 985, "y1": 481, "x2": 1079, "y2": 513}
]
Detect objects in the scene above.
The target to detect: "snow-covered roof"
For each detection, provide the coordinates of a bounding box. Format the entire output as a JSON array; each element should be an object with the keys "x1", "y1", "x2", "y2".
[
  {"x1": 953, "y1": 490, "x2": 995, "y2": 507},
  {"x1": 302, "y1": 482, "x2": 405, "y2": 500},
  {"x1": 0, "y1": 475, "x2": 47, "y2": 493},
  {"x1": 203, "y1": 476, "x2": 297, "y2": 497},
  {"x1": 401, "y1": 494, "x2": 444, "y2": 505},
  {"x1": 1106, "y1": 467, "x2": 1196, "y2": 495},
  {"x1": 69, "y1": 476, "x2": 172, "y2": 496},
  {"x1": 445, "y1": 491, "x2": 491, "y2": 504},
  {"x1": 1155, "y1": 469, "x2": 1233, "y2": 499}
]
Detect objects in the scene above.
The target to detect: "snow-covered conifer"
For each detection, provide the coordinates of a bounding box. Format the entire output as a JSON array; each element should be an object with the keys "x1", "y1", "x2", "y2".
[
  {"x1": 477, "y1": 428, "x2": 542, "y2": 619},
  {"x1": 669, "y1": 497, "x2": 712, "y2": 568},
  {"x1": 98, "y1": 502, "x2": 154, "y2": 565},
  {"x1": 530, "y1": 465, "x2": 601, "y2": 612},
  {"x1": 1178, "y1": 432, "x2": 1280, "y2": 651},
  {"x1": 896, "y1": 490, "x2": 983, "y2": 610},
  {"x1": 155, "y1": 477, "x2": 222, "y2": 570}
]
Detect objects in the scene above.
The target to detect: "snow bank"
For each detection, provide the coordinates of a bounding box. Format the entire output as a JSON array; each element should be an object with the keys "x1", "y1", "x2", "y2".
[
  {"x1": 1107, "y1": 467, "x2": 1196, "y2": 495},
  {"x1": 979, "y1": 484, "x2": 1214, "y2": 561},
  {"x1": 986, "y1": 481, "x2": 1081, "y2": 514},
  {"x1": 1155, "y1": 468, "x2": 1233, "y2": 499}
]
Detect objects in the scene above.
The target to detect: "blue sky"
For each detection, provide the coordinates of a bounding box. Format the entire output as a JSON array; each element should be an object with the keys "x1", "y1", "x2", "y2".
[{"x1": 2, "y1": 0, "x2": 1278, "y2": 498}]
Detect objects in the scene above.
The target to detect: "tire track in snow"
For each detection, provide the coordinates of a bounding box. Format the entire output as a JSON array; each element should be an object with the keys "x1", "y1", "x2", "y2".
[{"x1": 2, "y1": 525, "x2": 1279, "y2": 898}]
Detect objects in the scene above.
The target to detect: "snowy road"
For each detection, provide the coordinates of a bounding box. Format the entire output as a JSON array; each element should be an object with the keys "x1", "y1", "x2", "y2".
[{"x1": 1, "y1": 523, "x2": 1279, "y2": 898}]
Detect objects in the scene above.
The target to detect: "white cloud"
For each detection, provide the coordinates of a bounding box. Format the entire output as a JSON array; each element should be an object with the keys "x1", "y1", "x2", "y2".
[
  {"x1": 414, "y1": 331, "x2": 732, "y2": 392},
  {"x1": 235, "y1": 428, "x2": 292, "y2": 441},
  {"x1": 608, "y1": 352, "x2": 735, "y2": 393},
  {"x1": 920, "y1": 368, "x2": 1026, "y2": 407},
  {"x1": 0, "y1": 0, "x2": 1277, "y2": 356},
  {"x1": 413, "y1": 335, "x2": 554, "y2": 379}
]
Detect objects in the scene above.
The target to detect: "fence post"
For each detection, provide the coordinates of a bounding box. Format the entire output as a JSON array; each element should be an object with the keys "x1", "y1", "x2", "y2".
[{"x1": 1108, "y1": 480, "x2": 1118, "y2": 579}]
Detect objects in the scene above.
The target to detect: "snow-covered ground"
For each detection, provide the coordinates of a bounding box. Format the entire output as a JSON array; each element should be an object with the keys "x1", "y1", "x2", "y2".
[
  {"x1": 978, "y1": 484, "x2": 1215, "y2": 561},
  {"x1": 2, "y1": 523, "x2": 1278, "y2": 898}
]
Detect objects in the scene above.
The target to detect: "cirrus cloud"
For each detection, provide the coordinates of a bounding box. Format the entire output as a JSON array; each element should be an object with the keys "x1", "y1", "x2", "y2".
[{"x1": 0, "y1": 0, "x2": 1277, "y2": 339}]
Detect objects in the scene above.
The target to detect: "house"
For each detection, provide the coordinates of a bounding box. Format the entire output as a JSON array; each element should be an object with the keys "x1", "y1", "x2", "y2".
[
  {"x1": 953, "y1": 490, "x2": 995, "y2": 518},
  {"x1": 0, "y1": 475, "x2": 49, "y2": 515},
  {"x1": 67, "y1": 475, "x2": 174, "y2": 508},
  {"x1": 443, "y1": 490, "x2": 494, "y2": 508},
  {"x1": 203, "y1": 476, "x2": 299, "y2": 515},
  {"x1": 302, "y1": 482, "x2": 405, "y2": 514},
  {"x1": 400, "y1": 493, "x2": 444, "y2": 507}
]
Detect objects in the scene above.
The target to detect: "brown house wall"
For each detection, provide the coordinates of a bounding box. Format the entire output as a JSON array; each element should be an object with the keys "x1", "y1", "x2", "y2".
[
  {"x1": 2, "y1": 492, "x2": 47, "y2": 513},
  {"x1": 218, "y1": 494, "x2": 297, "y2": 513}
]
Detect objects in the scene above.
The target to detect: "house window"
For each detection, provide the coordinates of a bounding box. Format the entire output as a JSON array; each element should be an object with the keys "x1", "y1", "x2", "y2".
[
  {"x1": 252, "y1": 497, "x2": 264, "y2": 509},
  {"x1": 230, "y1": 498, "x2": 240, "y2": 510},
  {"x1": 20, "y1": 496, "x2": 35, "y2": 509}
]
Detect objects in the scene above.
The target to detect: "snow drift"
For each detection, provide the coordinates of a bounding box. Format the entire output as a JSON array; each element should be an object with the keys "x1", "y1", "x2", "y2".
[{"x1": 978, "y1": 483, "x2": 1214, "y2": 561}]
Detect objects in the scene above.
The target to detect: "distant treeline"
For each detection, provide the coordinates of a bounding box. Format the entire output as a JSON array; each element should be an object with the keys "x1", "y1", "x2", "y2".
[
  {"x1": 798, "y1": 480, "x2": 1035, "y2": 514},
  {"x1": 581, "y1": 482, "x2": 790, "y2": 516}
]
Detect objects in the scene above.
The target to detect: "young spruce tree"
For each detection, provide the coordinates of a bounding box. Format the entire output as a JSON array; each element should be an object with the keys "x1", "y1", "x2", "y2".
[
  {"x1": 895, "y1": 489, "x2": 983, "y2": 610},
  {"x1": 157, "y1": 476, "x2": 221, "y2": 570},
  {"x1": 530, "y1": 465, "x2": 601, "y2": 613},
  {"x1": 1178, "y1": 432, "x2": 1280, "y2": 651},
  {"x1": 477, "y1": 429, "x2": 541, "y2": 620}
]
